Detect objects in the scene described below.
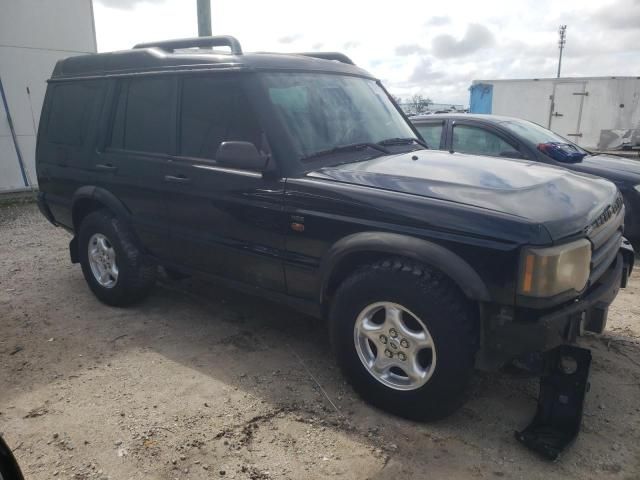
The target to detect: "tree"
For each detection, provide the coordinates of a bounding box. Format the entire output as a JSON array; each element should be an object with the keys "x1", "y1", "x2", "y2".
[{"x1": 410, "y1": 94, "x2": 433, "y2": 115}]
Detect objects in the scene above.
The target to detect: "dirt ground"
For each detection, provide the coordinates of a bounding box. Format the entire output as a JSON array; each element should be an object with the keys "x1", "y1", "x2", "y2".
[{"x1": 2, "y1": 202, "x2": 640, "y2": 480}]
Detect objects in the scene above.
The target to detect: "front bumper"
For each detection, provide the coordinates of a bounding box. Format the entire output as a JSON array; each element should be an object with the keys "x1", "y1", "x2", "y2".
[{"x1": 479, "y1": 245, "x2": 633, "y2": 369}]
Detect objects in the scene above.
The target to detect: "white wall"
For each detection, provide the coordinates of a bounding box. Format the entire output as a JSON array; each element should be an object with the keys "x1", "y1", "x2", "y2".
[
  {"x1": 477, "y1": 77, "x2": 640, "y2": 150},
  {"x1": 578, "y1": 78, "x2": 640, "y2": 149},
  {"x1": 0, "y1": 0, "x2": 97, "y2": 192},
  {"x1": 490, "y1": 80, "x2": 554, "y2": 128}
]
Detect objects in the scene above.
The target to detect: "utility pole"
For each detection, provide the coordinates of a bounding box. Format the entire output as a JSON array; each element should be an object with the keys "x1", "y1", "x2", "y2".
[
  {"x1": 557, "y1": 25, "x2": 567, "y2": 78},
  {"x1": 197, "y1": 0, "x2": 212, "y2": 37}
]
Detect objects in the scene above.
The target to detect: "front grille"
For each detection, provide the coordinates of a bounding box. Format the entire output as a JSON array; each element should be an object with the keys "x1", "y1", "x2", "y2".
[{"x1": 588, "y1": 192, "x2": 624, "y2": 285}]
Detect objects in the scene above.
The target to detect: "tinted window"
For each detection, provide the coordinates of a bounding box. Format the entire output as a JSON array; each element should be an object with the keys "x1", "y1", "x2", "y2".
[
  {"x1": 415, "y1": 122, "x2": 444, "y2": 149},
  {"x1": 47, "y1": 82, "x2": 102, "y2": 146},
  {"x1": 110, "y1": 77, "x2": 174, "y2": 154},
  {"x1": 453, "y1": 124, "x2": 520, "y2": 157},
  {"x1": 179, "y1": 76, "x2": 262, "y2": 160}
]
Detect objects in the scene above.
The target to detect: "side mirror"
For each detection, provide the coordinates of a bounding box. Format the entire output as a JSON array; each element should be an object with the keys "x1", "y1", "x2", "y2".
[{"x1": 215, "y1": 141, "x2": 267, "y2": 171}]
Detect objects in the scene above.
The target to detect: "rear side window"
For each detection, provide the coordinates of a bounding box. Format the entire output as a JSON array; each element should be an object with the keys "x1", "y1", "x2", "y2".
[
  {"x1": 415, "y1": 122, "x2": 444, "y2": 149},
  {"x1": 179, "y1": 76, "x2": 262, "y2": 160},
  {"x1": 110, "y1": 77, "x2": 175, "y2": 154},
  {"x1": 47, "y1": 82, "x2": 103, "y2": 146}
]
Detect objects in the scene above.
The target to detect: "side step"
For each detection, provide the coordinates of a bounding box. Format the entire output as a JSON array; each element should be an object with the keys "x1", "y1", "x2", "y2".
[{"x1": 515, "y1": 345, "x2": 592, "y2": 461}]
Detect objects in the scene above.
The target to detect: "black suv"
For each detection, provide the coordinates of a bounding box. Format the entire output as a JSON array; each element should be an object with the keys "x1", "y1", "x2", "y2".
[{"x1": 36, "y1": 36, "x2": 634, "y2": 421}]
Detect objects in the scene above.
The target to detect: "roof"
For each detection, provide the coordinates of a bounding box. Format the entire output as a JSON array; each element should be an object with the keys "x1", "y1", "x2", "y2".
[{"x1": 50, "y1": 37, "x2": 372, "y2": 81}]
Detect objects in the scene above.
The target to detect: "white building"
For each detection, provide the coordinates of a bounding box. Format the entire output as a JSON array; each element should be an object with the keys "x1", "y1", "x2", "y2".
[
  {"x1": 0, "y1": 0, "x2": 97, "y2": 193},
  {"x1": 469, "y1": 77, "x2": 640, "y2": 151}
]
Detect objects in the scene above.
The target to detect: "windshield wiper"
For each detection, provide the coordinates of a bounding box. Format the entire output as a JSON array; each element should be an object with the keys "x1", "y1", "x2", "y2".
[
  {"x1": 302, "y1": 142, "x2": 389, "y2": 161},
  {"x1": 378, "y1": 137, "x2": 428, "y2": 149}
]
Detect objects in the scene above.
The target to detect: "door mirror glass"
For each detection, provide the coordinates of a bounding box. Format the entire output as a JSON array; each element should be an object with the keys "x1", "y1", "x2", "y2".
[{"x1": 215, "y1": 141, "x2": 267, "y2": 171}]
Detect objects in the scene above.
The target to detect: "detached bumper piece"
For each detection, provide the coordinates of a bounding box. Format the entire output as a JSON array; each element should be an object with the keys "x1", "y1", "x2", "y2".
[{"x1": 515, "y1": 345, "x2": 591, "y2": 461}]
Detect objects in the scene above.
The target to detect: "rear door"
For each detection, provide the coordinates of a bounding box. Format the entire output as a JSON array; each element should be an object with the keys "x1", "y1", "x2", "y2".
[
  {"x1": 163, "y1": 74, "x2": 286, "y2": 292},
  {"x1": 95, "y1": 76, "x2": 176, "y2": 258},
  {"x1": 550, "y1": 82, "x2": 587, "y2": 145}
]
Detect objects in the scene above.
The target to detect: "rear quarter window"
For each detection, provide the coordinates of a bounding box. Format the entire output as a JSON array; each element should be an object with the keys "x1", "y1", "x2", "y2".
[{"x1": 47, "y1": 82, "x2": 103, "y2": 147}]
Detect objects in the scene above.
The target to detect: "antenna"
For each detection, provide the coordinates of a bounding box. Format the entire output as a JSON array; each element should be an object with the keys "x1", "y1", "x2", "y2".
[{"x1": 557, "y1": 25, "x2": 567, "y2": 78}]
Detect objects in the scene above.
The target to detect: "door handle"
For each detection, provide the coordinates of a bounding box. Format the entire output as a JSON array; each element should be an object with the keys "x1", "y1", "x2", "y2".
[
  {"x1": 95, "y1": 163, "x2": 117, "y2": 172},
  {"x1": 164, "y1": 174, "x2": 191, "y2": 184}
]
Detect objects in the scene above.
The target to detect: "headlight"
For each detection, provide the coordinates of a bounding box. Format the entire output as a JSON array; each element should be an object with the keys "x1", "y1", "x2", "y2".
[
  {"x1": 518, "y1": 239, "x2": 591, "y2": 297},
  {"x1": 634, "y1": 184, "x2": 640, "y2": 193}
]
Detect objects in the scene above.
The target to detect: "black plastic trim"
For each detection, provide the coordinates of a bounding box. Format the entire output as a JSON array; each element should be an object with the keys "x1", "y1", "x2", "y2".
[{"x1": 319, "y1": 231, "x2": 491, "y2": 302}]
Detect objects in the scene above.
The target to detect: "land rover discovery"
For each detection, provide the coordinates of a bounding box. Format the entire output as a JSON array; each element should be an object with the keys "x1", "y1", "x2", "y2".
[{"x1": 36, "y1": 36, "x2": 634, "y2": 421}]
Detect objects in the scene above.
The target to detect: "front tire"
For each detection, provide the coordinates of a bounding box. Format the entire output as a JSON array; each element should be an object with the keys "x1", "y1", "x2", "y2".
[
  {"x1": 330, "y1": 258, "x2": 477, "y2": 421},
  {"x1": 78, "y1": 210, "x2": 156, "y2": 306}
]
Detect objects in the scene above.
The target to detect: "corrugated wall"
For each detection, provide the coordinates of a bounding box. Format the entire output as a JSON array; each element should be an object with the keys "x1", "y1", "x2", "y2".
[{"x1": 0, "y1": 0, "x2": 97, "y2": 192}]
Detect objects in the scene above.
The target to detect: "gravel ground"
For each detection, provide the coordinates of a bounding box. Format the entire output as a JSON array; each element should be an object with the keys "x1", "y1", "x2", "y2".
[{"x1": 1, "y1": 202, "x2": 640, "y2": 480}]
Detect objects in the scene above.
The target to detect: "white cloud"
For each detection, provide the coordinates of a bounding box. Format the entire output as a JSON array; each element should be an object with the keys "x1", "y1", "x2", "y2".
[{"x1": 92, "y1": 0, "x2": 640, "y2": 105}]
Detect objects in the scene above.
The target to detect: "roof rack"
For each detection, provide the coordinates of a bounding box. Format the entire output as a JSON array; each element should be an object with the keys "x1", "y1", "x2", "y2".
[
  {"x1": 133, "y1": 35, "x2": 243, "y2": 55},
  {"x1": 296, "y1": 52, "x2": 355, "y2": 65}
]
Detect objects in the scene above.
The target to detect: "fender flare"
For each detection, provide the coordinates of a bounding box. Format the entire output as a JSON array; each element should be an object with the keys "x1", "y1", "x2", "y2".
[
  {"x1": 69, "y1": 186, "x2": 137, "y2": 263},
  {"x1": 319, "y1": 232, "x2": 491, "y2": 303},
  {"x1": 71, "y1": 186, "x2": 133, "y2": 228}
]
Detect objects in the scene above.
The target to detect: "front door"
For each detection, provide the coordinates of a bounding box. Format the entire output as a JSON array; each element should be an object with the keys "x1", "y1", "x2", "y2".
[
  {"x1": 550, "y1": 82, "x2": 587, "y2": 145},
  {"x1": 163, "y1": 74, "x2": 286, "y2": 292}
]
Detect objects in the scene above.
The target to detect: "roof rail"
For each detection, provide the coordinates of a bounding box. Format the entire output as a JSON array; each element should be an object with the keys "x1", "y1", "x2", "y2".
[
  {"x1": 296, "y1": 52, "x2": 355, "y2": 65},
  {"x1": 133, "y1": 35, "x2": 243, "y2": 55}
]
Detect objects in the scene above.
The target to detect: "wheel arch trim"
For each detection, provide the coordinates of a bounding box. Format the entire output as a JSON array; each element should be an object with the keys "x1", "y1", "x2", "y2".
[
  {"x1": 319, "y1": 232, "x2": 491, "y2": 303},
  {"x1": 71, "y1": 186, "x2": 133, "y2": 229},
  {"x1": 69, "y1": 186, "x2": 137, "y2": 263}
]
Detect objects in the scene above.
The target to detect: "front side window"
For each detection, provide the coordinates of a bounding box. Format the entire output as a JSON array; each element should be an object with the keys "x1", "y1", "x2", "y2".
[
  {"x1": 179, "y1": 76, "x2": 262, "y2": 160},
  {"x1": 453, "y1": 124, "x2": 520, "y2": 157},
  {"x1": 110, "y1": 77, "x2": 174, "y2": 154},
  {"x1": 415, "y1": 122, "x2": 444, "y2": 149},
  {"x1": 262, "y1": 73, "x2": 416, "y2": 159}
]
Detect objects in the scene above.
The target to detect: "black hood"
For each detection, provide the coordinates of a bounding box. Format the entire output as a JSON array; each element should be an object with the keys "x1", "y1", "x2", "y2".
[{"x1": 308, "y1": 150, "x2": 619, "y2": 241}]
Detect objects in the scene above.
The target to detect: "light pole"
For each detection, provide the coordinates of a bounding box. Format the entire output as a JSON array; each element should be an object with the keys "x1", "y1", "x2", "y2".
[
  {"x1": 197, "y1": 0, "x2": 211, "y2": 37},
  {"x1": 557, "y1": 25, "x2": 567, "y2": 78}
]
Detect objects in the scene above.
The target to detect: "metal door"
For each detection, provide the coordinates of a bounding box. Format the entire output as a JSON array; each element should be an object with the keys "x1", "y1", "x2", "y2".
[{"x1": 549, "y1": 82, "x2": 587, "y2": 145}]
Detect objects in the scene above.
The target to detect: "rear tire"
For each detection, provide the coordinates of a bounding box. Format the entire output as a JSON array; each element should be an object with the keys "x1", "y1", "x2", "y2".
[
  {"x1": 78, "y1": 210, "x2": 156, "y2": 306},
  {"x1": 330, "y1": 258, "x2": 477, "y2": 421}
]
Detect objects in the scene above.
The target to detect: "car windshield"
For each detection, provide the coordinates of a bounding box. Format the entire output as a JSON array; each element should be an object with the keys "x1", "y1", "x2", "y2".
[
  {"x1": 262, "y1": 72, "x2": 418, "y2": 160},
  {"x1": 500, "y1": 119, "x2": 589, "y2": 154}
]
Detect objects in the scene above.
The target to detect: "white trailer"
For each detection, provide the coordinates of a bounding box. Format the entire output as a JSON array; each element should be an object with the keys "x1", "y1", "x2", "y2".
[
  {"x1": 469, "y1": 77, "x2": 640, "y2": 151},
  {"x1": 0, "y1": 0, "x2": 97, "y2": 193}
]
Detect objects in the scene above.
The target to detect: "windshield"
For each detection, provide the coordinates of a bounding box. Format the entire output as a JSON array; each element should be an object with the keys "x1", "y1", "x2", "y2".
[
  {"x1": 262, "y1": 73, "x2": 417, "y2": 159},
  {"x1": 501, "y1": 119, "x2": 589, "y2": 154}
]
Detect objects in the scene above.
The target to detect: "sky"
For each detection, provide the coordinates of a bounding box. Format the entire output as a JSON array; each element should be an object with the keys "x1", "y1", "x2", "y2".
[{"x1": 92, "y1": 0, "x2": 640, "y2": 106}]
